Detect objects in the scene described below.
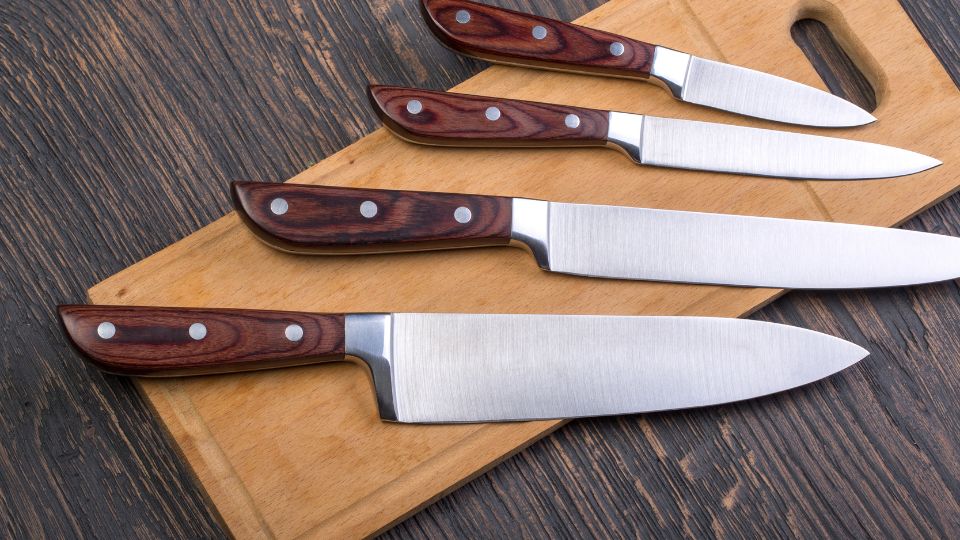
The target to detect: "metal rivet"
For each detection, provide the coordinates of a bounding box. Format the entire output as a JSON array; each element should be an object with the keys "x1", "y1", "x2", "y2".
[
  {"x1": 485, "y1": 106, "x2": 501, "y2": 121},
  {"x1": 564, "y1": 114, "x2": 580, "y2": 129},
  {"x1": 360, "y1": 200, "x2": 378, "y2": 218},
  {"x1": 270, "y1": 198, "x2": 288, "y2": 216},
  {"x1": 285, "y1": 324, "x2": 304, "y2": 342},
  {"x1": 97, "y1": 322, "x2": 116, "y2": 340},
  {"x1": 454, "y1": 206, "x2": 472, "y2": 223},
  {"x1": 189, "y1": 323, "x2": 207, "y2": 340},
  {"x1": 455, "y1": 9, "x2": 470, "y2": 23},
  {"x1": 532, "y1": 25, "x2": 547, "y2": 40},
  {"x1": 610, "y1": 41, "x2": 625, "y2": 56},
  {"x1": 406, "y1": 99, "x2": 423, "y2": 115}
]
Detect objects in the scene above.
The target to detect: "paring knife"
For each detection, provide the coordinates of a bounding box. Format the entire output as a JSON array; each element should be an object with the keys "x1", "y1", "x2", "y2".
[
  {"x1": 368, "y1": 86, "x2": 940, "y2": 180},
  {"x1": 59, "y1": 305, "x2": 867, "y2": 423},
  {"x1": 232, "y1": 182, "x2": 960, "y2": 290},
  {"x1": 419, "y1": 0, "x2": 876, "y2": 127}
]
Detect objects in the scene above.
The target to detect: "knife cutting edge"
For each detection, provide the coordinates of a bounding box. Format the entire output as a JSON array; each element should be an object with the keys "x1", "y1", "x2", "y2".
[
  {"x1": 368, "y1": 85, "x2": 940, "y2": 180},
  {"x1": 232, "y1": 182, "x2": 960, "y2": 290},
  {"x1": 420, "y1": 0, "x2": 876, "y2": 127},
  {"x1": 59, "y1": 305, "x2": 867, "y2": 423}
]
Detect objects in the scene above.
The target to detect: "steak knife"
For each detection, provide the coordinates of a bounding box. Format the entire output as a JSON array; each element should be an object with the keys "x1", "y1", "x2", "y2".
[
  {"x1": 369, "y1": 86, "x2": 939, "y2": 180},
  {"x1": 59, "y1": 305, "x2": 867, "y2": 423},
  {"x1": 232, "y1": 182, "x2": 960, "y2": 289},
  {"x1": 419, "y1": 0, "x2": 875, "y2": 127}
]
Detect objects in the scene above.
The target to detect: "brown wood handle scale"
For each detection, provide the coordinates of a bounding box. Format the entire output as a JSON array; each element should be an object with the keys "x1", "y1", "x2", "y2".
[
  {"x1": 421, "y1": 0, "x2": 655, "y2": 77},
  {"x1": 59, "y1": 305, "x2": 345, "y2": 376},
  {"x1": 232, "y1": 181, "x2": 513, "y2": 254},
  {"x1": 368, "y1": 85, "x2": 609, "y2": 148}
]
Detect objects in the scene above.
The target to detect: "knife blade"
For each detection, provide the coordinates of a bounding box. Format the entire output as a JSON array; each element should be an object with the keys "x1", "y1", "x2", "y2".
[
  {"x1": 368, "y1": 86, "x2": 939, "y2": 180},
  {"x1": 59, "y1": 305, "x2": 867, "y2": 423},
  {"x1": 420, "y1": 0, "x2": 876, "y2": 127},
  {"x1": 232, "y1": 182, "x2": 960, "y2": 289}
]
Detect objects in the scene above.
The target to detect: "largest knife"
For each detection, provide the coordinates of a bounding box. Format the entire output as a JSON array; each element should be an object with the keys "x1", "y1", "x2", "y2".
[
  {"x1": 369, "y1": 86, "x2": 939, "y2": 180},
  {"x1": 420, "y1": 0, "x2": 876, "y2": 127},
  {"x1": 233, "y1": 182, "x2": 960, "y2": 289},
  {"x1": 59, "y1": 305, "x2": 867, "y2": 423}
]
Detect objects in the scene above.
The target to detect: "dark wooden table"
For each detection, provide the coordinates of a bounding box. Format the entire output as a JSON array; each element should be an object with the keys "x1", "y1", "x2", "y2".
[{"x1": 2, "y1": 1, "x2": 958, "y2": 537}]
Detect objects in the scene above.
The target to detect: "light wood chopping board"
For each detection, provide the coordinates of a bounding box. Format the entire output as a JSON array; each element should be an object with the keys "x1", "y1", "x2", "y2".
[{"x1": 88, "y1": 0, "x2": 960, "y2": 537}]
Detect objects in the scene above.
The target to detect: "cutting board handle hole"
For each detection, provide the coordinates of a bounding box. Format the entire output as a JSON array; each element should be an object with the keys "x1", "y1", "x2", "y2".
[{"x1": 791, "y1": 18, "x2": 878, "y2": 112}]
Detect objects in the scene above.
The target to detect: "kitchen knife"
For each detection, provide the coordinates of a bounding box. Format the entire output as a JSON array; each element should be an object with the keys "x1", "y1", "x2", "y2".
[
  {"x1": 419, "y1": 0, "x2": 876, "y2": 127},
  {"x1": 369, "y1": 85, "x2": 939, "y2": 180},
  {"x1": 59, "y1": 305, "x2": 867, "y2": 423},
  {"x1": 232, "y1": 182, "x2": 960, "y2": 289}
]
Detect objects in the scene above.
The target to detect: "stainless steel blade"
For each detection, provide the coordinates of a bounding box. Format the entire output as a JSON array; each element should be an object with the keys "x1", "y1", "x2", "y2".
[
  {"x1": 345, "y1": 314, "x2": 867, "y2": 423},
  {"x1": 632, "y1": 115, "x2": 941, "y2": 179},
  {"x1": 680, "y1": 56, "x2": 877, "y2": 127},
  {"x1": 536, "y1": 201, "x2": 960, "y2": 289}
]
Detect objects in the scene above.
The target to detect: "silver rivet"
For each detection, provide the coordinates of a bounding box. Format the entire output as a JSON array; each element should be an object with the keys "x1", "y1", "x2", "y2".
[
  {"x1": 189, "y1": 323, "x2": 207, "y2": 340},
  {"x1": 485, "y1": 106, "x2": 501, "y2": 121},
  {"x1": 532, "y1": 25, "x2": 547, "y2": 40},
  {"x1": 610, "y1": 41, "x2": 625, "y2": 56},
  {"x1": 454, "y1": 206, "x2": 472, "y2": 223},
  {"x1": 97, "y1": 322, "x2": 116, "y2": 340},
  {"x1": 270, "y1": 198, "x2": 288, "y2": 216},
  {"x1": 285, "y1": 324, "x2": 304, "y2": 342},
  {"x1": 455, "y1": 9, "x2": 470, "y2": 24},
  {"x1": 360, "y1": 200, "x2": 378, "y2": 218},
  {"x1": 564, "y1": 114, "x2": 580, "y2": 129},
  {"x1": 406, "y1": 99, "x2": 423, "y2": 114}
]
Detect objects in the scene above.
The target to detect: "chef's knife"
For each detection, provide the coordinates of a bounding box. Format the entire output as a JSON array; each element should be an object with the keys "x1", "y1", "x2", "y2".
[
  {"x1": 419, "y1": 0, "x2": 875, "y2": 127},
  {"x1": 59, "y1": 305, "x2": 867, "y2": 423},
  {"x1": 369, "y1": 86, "x2": 939, "y2": 180},
  {"x1": 232, "y1": 182, "x2": 960, "y2": 289}
]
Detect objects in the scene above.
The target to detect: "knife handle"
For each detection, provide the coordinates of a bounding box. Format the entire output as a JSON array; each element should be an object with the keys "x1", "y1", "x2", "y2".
[
  {"x1": 59, "y1": 305, "x2": 345, "y2": 376},
  {"x1": 369, "y1": 85, "x2": 609, "y2": 148},
  {"x1": 421, "y1": 0, "x2": 655, "y2": 78},
  {"x1": 232, "y1": 181, "x2": 513, "y2": 254}
]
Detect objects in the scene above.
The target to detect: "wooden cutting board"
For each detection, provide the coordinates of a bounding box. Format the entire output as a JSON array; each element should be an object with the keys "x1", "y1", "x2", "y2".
[{"x1": 88, "y1": 0, "x2": 960, "y2": 537}]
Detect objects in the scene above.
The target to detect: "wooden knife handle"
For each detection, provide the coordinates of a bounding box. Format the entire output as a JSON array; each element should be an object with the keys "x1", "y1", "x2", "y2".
[
  {"x1": 369, "y1": 85, "x2": 609, "y2": 148},
  {"x1": 59, "y1": 305, "x2": 345, "y2": 376},
  {"x1": 421, "y1": 0, "x2": 655, "y2": 78},
  {"x1": 232, "y1": 182, "x2": 513, "y2": 254}
]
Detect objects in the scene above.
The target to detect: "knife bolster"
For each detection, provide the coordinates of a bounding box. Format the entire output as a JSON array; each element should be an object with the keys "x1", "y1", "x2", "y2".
[
  {"x1": 648, "y1": 46, "x2": 691, "y2": 98},
  {"x1": 59, "y1": 305, "x2": 346, "y2": 376},
  {"x1": 510, "y1": 198, "x2": 550, "y2": 269},
  {"x1": 232, "y1": 182, "x2": 513, "y2": 254},
  {"x1": 605, "y1": 112, "x2": 644, "y2": 163}
]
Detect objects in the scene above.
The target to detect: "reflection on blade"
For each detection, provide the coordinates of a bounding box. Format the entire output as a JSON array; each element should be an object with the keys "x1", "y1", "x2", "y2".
[
  {"x1": 547, "y1": 202, "x2": 960, "y2": 288},
  {"x1": 389, "y1": 314, "x2": 866, "y2": 423},
  {"x1": 640, "y1": 116, "x2": 940, "y2": 179},
  {"x1": 682, "y1": 56, "x2": 876, "y2": 127}
]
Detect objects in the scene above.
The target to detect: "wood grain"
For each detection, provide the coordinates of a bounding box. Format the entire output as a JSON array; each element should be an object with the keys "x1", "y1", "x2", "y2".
[
  {"x1": 59, "y1": 305, "x2": 345, "y2": 376},
  {"x1": 3, "y1": 0, "x2": 960, "y2": 538},
  {"x1": 421, "y1": 0, "x2": 656, "y2": 77},
  {"x1": 233, "y1": 181, "x2": 513, "y2": 253},
  {"x1": 369, "y1": 85, "x2": 610, "y2": 146}
]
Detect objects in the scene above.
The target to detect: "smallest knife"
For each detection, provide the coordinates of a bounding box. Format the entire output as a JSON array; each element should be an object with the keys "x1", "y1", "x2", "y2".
[
  {"x1": 420, "y1": 0, "x2": 876, "y2": 127},
  {"x1": 232, "y1": 181, "x2": 960, "y2": 290}
]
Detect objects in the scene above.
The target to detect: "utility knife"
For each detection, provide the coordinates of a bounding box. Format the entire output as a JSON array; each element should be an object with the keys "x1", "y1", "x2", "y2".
[
  {"x1": 232, "y1": 182, "x2": 960, "y2": 289},
  {"x1": 59, "y1": 305, "x2": 866, "y2": 423},
  {"x1": 420, "y1": 0, "x2": 875, "y2": 127},
  {"x1": 369, "y1": 86, "x2": 939, "y2": 180}
]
